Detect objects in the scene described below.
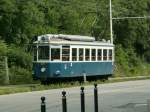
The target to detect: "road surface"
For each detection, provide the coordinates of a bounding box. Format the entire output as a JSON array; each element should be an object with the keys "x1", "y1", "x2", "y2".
[{"x1": 0, "y1": 80, "x2": 150, "y2": 112}]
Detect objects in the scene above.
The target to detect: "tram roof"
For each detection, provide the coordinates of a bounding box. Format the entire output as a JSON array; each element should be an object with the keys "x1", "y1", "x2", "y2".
[{"x1": 34, "y1": 34, "x2": 114, "y2": 46}]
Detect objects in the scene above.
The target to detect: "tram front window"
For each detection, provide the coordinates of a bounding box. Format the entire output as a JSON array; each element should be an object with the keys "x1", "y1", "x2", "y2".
[
  {"x1": 38, "y1": 46, "x2": 49, "y2": 60},
  {"x1": 51, "y1": 48, "x2": 60, "y2": 61}
]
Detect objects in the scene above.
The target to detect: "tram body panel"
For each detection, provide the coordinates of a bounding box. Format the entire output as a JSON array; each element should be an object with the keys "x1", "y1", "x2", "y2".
[{"x1": 33, "y1": 62, "x2": 113, "y2": 79}]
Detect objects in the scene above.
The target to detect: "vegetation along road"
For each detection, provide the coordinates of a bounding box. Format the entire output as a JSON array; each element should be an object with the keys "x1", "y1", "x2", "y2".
[{"x1": 0, "y1": 80, "x2": 150, "y2": 112}]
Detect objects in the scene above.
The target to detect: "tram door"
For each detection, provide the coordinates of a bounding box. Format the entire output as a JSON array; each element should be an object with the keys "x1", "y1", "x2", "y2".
[
  {"x1": 62, "y1": 46, "x2": 72, "y2": 77},
  {"x1": 50, "y1": 45, "x2": 61, "y2": 77}
]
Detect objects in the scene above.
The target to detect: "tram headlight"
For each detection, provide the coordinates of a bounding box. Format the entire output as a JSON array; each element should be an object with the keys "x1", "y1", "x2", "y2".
[{"x1": 41, "y1": 67, "x2": 46, "y2": 72}]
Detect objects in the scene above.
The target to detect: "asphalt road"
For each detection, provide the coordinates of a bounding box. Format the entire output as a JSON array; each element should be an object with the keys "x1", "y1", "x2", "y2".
[{"x1": 0, "y1": 80, "x2": 150, "y2": 112}]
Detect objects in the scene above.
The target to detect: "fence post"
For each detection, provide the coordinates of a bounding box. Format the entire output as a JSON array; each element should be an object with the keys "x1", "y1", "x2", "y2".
[
  {"x1": 94, "y1": 84, "x2": 98, "y2": 112},
  {"x1": 41, "y1": 96, "x2": 46, "y2": 112},
  {"x1": 80, "y1": 87, "x2": 85, "y2": 112},
  {"x1": 83, "y1": 72, "x2": 87, "y2": 83},
  {"x1": 4, "y1": 56, "x2": 9, "y2": 85},
  {"x1": 62, "y1": 91, "x2": 67, "y2": 112}
]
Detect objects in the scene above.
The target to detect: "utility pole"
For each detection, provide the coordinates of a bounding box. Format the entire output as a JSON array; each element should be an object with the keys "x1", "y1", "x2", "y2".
[
  {"x1": 109, "y1": 0, "x2": 150, "y2": 44},
  {"x1": 109, "y1": 0, "x2": 113, "y2": 44}
]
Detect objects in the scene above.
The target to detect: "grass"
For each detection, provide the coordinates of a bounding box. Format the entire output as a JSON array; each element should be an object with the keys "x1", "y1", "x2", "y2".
[
  {"x1": 0, "y1": 75, "x2": 150, "y2": 95},
  {"x1": 114, "y1": 63, "x2": 150, "y2": 77}
]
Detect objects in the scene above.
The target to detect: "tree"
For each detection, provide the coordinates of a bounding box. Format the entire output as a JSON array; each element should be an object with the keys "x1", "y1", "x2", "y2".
[{"x1": 0, "y1": 0, "x2": 17, "y2": 43}]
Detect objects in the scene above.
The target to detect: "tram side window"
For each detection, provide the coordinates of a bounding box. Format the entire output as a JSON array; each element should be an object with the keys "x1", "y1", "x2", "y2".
[
  {"x1": 79, "y1": 48, "x2": 83, "y2": 61},
  {"x1": 103, "y1": 49, "x2": 107, "y2": 61},
  {"x1": 72, "y1": 48, "x2": 77, "y2": 61},
  {"x1": 51, "y1": 48, "x2": 60, "y2": 61},
  {"x1": 38, "y1": 46, "x2": 49, "y2": 60},
  {"x1": 97, "y1": 49, "x2": 102, "y2": 61},
  {"x1": 91, "y1": 49, "x2": 96, "y2": 61},
  {"x1": 109, "y1": 49, "x2": 112, "y2": 60},
  {"x1": 85, "y1": 49, "x2": 90, "y2": 61},
  {"x1": 62, "y1": 46, "x2": 70, "y2": 61}
]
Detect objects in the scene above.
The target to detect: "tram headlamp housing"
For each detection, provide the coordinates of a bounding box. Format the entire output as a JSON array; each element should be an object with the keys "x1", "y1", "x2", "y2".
[{"x1": 41, "y1": 67, "x2": 46, "y2": 72}]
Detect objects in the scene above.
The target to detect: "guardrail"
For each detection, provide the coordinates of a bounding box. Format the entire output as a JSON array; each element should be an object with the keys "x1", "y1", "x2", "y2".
[{"x1": 40, "y1": 84, "x2": 99, "y2": 112}]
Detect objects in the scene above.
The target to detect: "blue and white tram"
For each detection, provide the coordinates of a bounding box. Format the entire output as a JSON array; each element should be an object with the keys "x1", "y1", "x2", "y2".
[{"x1": 32, "y1": 34, "x2": 114, "y2": 82}]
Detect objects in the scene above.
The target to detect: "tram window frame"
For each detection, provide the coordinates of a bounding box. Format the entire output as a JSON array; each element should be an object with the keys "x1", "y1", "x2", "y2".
[
  {"x1": 109, "y1": 49, "x2": 112, "y2": 61},
  {"x1": 51, "y1": 48, "x2": 60, "y2": 61},
  {"x1": 38, "y1": 45, "x2": 49, "y2": 60},
  {"x1": 97, "y1": 49, "x2": 102, "y2": 61},
  {"x1": 79, "y1": 48, "x2": 84, "y2": 61},
  {"x1": 72, "y1": 48, "x2": 77, "y2": 61},
  {"x1": 91, "y1": 49, "x2": 96, "y2": 61},
  {"x1": 85, "y1": 48, "x2": 90, "y2": 61},
  {"x1": 103, "y1": 49, "x2": 107, "y2": 61},
  {"x1": 62, "y1": 46, "x2": 70, "y2": 61}
]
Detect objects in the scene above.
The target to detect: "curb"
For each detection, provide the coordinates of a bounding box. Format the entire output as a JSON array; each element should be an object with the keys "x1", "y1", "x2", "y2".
[{"x1": 109, "y1": 76, "x2": 150, "y2": 81}]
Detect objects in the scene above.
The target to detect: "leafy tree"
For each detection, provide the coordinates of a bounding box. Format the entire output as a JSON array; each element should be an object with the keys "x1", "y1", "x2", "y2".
[
  {"x1": 0, "y1": 0, "x2": 17, "y2": 43},
  {"x1": 12, "y1": 1, "x2": 45, "y2": 45}
]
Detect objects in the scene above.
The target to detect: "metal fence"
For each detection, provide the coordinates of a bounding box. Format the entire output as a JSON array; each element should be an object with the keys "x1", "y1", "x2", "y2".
[{"x1": 40, "y1": 84, "x2": 98, "y2": 112}]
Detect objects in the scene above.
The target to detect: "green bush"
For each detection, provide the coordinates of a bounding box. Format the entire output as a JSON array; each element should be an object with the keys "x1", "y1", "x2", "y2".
[
  {"x1": 3, "y1": 46, "x2": 33, "y2": 85},
  {"x1": 9, "y1": 66, "x2": 33, "y2": 84},
  {"x1": 115, "y1": 44, "x2": 129, "y2": 76},
  {"x1": 115, "y1": 44, "x2": 142, "y2": 77},
  {"x1": 0, "y1": 72, "x2": 6, "y2": 85},
  {"x1": 8, "y1": 46, "x2": 32, "y2": 70}
]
